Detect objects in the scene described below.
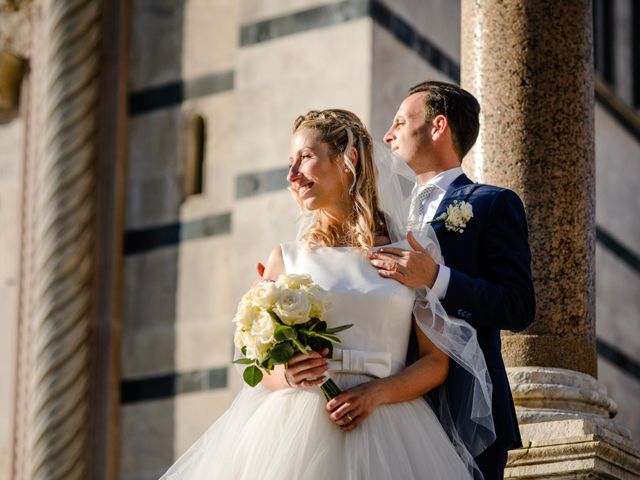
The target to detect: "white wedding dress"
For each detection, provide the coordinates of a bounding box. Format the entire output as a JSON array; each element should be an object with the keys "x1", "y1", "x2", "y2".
[{"x1": 161, "y1": 242, "x2": 471, "y2": 479}]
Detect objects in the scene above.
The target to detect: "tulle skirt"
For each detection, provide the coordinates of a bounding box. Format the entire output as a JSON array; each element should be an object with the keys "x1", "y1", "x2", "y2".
[{"x1": 161, "y1": 374, "x2": 471, "y2": 479}]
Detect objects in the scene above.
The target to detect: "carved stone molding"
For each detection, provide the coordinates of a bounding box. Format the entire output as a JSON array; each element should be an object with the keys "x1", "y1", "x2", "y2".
[{"x1": 13, "y1": 0, "x2": 102, "y2": 479}]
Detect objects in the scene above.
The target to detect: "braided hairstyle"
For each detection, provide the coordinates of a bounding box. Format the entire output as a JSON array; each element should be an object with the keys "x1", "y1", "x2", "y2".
[{"x1": 292, "y1": 109, "x2": 387, "y2": 251}]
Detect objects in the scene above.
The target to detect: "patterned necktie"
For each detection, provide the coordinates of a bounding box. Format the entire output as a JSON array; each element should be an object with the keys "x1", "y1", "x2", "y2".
[{"x1": 408, "y1": 184, "x2": 437, "y2": 230}]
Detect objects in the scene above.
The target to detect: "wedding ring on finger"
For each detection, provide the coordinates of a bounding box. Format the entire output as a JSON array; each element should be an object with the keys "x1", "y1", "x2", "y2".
[{"x1": 346, "y1": 413, "x2": 354, "y2": 423}]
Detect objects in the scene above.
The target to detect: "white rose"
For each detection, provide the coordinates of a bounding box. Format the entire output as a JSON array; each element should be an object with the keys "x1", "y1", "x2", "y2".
[
  {"x1": 275, "y1": 273, "x2": 313, "y2": 290},
  {"x1": 243, "y1": 333, "x2": 270, "y2": 362},
  {"x1": 240, "y1": 289, "x2": 254, "y2": 303},
  {"x1": 232, "y1": 299, "x2": 259, "y2": 328},
  {"x1": 251, "y1": 310, "x2": 276, "y2": 344},
  {"x1": 303, "y1": 284, "x2": 331, "y2": 318},
  {"x1": 251, "y1": 281, "x2": 278, "y2": 309},
  {"x1": 274, "y1": 288, "x2": 311, "y2": 325},
  {"x1": 234, "y1": 327, "x2": 249, "y2": 351}
]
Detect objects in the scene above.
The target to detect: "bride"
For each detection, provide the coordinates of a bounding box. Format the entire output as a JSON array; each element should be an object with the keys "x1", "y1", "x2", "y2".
[{"x1": 161, "y1": 109, "x2": 494, "y2": 479}]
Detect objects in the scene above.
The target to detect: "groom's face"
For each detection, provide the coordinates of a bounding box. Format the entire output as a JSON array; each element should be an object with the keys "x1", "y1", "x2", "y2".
[{"x1": 384, "y1": 92, "x2": 432, "y2": 170}]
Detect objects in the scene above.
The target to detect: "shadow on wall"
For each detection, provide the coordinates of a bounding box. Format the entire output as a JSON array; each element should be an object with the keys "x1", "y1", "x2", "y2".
[{"x1": 119, "y1": 1, "x2": 186, "y2": 478}]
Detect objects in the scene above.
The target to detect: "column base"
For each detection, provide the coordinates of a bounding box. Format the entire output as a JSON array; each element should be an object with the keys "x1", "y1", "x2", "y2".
[
  {"x1": 505, "y1": 367, "x2": 640, "y2": 479},
  {"x1": 506, "y1": 422, "x2": 640, "y2": 479}
]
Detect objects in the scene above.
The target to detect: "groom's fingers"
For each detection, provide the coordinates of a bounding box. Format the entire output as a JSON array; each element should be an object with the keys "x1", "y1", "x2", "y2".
[
  {"x1": 407, "y1": 231, "x2": 425, "y2": 252},
  {"x1": 370, "y1": 251, "x2": 407, "y2": 271},
  {"x1": 370, "y1": 258, "x2": 399, "y2": 272},
  {"x1": 374, "y1": 246, "x2": 406, "y2": 256},
  {"x1": 378, "y1": 268, "x2": 408, "y2": 284}
]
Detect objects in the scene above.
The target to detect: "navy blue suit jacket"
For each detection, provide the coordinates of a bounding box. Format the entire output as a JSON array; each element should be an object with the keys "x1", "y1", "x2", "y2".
[{"x1": 409, "y1": 173, "x2": 535, "y2": 451}]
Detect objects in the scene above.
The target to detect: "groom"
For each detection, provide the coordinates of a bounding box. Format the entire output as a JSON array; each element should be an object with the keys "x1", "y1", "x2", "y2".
[{"x1": 370, "y1": 81, "x2": 535, "y2": 479}]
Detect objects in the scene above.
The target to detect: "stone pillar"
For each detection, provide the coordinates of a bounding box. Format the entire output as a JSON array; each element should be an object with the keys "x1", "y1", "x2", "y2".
[
  {"x1": 461, "y1": 0, "x2": 640, "y2": 477},
  {"x1": 13, "y1": 0, "x2": 102, "y2": 479}
]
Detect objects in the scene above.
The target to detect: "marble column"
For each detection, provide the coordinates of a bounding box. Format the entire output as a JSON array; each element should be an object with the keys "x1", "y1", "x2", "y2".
[
  {"x1": 13, "y1": 1, "x2": 102, "y2": 479},
  {"x1": 461, "y1": 0, "x2": 640, "y2": 478}
]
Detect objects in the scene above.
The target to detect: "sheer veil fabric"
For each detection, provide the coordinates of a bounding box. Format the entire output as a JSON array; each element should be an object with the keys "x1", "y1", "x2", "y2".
[{"x1": 373, "y1": 144, "x2": 495, "y2": 472}]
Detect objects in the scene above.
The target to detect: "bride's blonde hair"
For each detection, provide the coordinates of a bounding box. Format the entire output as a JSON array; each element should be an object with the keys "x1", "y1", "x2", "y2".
[{"x1": 292, "y1": 109, "x2": 387, "y2": 251}]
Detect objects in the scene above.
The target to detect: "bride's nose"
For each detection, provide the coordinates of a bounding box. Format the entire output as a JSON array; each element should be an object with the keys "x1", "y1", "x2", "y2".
[{"x1": 287, "y1": 161, "x2": 300, "y2": 183}]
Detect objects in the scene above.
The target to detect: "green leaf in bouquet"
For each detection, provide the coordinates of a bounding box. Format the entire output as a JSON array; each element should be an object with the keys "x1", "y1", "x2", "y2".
[
  {"x1": 260, "y1": 356, "x2": 274, "y2": 371},
  {"x1": 232, "y1": 358, "x2": 255, "y2": 365},
  {"x1": 307, "y1": 337, "x2": 333, "y2": 358},
  {"x1": 270, "y1": 342, "x2": 295, "y2": 364},
  {"x1": 241, "y1": 346, "x2": 247, "y2": 355},
  {"x1": 306, "y1": 336, "x2": 323, "y2": 352},
  {"x1": 311, "y1": 332, "x2": 341, "y2": 343},
  {"x1": 274, "y1": 324, "x2": 296, "y2": 341},
  {"x1": 324, "y1": 324, "x2": 354, "y2": 334},
  {"x1": 290, "y1": 336, "x2": 309, "y2": 354},
  {"x1": 308, "y1": 320, "x2": 326, "y2": 331},
  {"x1": 243, "y1": 365, "x2": 263, "y2": 387}
]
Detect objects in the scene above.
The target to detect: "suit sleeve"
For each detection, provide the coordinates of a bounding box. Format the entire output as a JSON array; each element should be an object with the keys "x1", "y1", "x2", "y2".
[{"x1": 441, "y1": 189, "x2": 535, "y2": 332}]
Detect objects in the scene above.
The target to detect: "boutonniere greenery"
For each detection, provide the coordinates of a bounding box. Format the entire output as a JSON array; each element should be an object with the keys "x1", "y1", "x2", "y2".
[{"x1": 428, "y1": 200, "x2": 474, "y2": 233}]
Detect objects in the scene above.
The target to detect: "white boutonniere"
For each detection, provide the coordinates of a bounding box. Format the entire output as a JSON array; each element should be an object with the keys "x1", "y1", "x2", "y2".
[{"x1": 429, "y1": 200, "x2": 474, "y2": 233}]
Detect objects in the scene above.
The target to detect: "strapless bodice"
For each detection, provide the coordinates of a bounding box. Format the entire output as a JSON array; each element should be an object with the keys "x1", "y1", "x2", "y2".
[{"x1": 281, "y1": 242, "x2": 415, "y2": 376}]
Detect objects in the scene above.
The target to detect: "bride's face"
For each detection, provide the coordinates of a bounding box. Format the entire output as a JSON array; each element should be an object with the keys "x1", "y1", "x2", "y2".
[{"x1": 288, "y1": 128, "x2": 350, "y2": 215}]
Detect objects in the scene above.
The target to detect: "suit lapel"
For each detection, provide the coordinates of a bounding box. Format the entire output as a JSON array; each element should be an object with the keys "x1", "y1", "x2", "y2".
[{"x1": 430, "y1": 173, "x2": 474, "y2": 236}]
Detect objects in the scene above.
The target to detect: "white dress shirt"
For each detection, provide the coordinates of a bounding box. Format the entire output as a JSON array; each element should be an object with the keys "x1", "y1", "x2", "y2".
[{"x1": 413, "y1": 167, "x2": 465, "y2": 299}]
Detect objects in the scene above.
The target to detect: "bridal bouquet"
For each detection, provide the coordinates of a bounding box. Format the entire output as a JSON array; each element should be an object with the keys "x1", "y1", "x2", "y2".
[{"x1": 232, "y1": 273, "x2": 350, "y2": 400}]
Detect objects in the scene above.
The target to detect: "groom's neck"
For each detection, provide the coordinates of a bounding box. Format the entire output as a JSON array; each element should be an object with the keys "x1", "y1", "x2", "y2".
[
  {"x1": 412, "y1": 150, "x2": 461, "y2": 185},
  {"x1": 414, "y1": 162, "x2": 462, "y2": 186}
]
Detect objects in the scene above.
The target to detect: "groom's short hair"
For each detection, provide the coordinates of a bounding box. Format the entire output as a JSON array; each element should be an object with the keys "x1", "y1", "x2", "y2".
[{"x1": 408, "y1": 81, "x2": 480, "y2": 159}]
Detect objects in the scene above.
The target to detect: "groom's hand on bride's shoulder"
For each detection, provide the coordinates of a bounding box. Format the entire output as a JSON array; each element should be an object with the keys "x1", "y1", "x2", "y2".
[{"x1": 369, "y1": 231, "x2": 439, "y2": 289}]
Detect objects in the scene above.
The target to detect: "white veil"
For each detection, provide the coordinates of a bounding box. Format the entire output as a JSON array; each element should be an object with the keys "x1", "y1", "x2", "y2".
[{"x1": 372, "y1": 143, "x2": 495, "y2": 477}]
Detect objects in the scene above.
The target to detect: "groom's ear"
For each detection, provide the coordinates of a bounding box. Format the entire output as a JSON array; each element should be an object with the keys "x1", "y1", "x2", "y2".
[{"x1": 430, "y1": 115, "x2": 449, "y2": 141}]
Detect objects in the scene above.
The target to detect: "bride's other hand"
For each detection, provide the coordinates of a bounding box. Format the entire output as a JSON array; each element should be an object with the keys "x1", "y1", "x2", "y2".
[
  {"x1": 369, "y1": 231, "x2": 439, "y2": 288},
  {"x1": 326, "y1": 381, "x2": 384, "y2": 432},
  {"x1": 284, "y1": 348, "x2": 330, "y2": 388}
]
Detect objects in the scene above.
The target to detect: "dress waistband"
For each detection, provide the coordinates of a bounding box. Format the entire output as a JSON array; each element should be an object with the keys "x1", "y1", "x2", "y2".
[{"x1": 327, "y1": 348, "x2": 393, "y2": 378}]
